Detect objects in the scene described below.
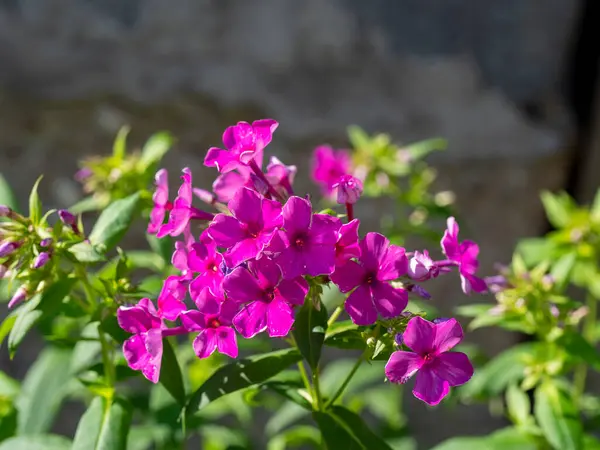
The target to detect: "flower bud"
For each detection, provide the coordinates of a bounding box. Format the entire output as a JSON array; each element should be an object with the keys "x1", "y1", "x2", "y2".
[
  {"x1": 485, "y1": 275, "x2": 509, "y2": 293},
  {"x1": 406, "y1": 283, "x2": 431, "y2": 300},
  {"x1": 32, "y1": 252, "x2": 50, "y2": 269},
  {"x1": 193, "y1": 188, "x2": 216, "y2": 205},
  {"x1": 0, "y1": 205, "x2": 10, "y2": 217},
  {"x1": 407, "y1": 250, "x2": 436, "y2": 281},
  {"x1": 58, "y1": 209, "x2": 76, "y2": 225},
  {"x1": 333, "y1": 175, "x2": 363, "y2": 205},
  {"x1": 8, "y1": 286, "x2": 27, "y2": 309},
  {"x1": 394, "y1": 332, "x2": 404, "y2": 346},
  {"x1": 74, "y1": 167, "x2": 92, "y2": 182},
  {"x1": 40, "y1": 238, "x2": 53, "y2": 247},
  {"x1": 0, "y1": 241, "x2": 17, "y2": 257},
  {"x1": 433, "y1": 317, "x2": 450, "y2": 324}
]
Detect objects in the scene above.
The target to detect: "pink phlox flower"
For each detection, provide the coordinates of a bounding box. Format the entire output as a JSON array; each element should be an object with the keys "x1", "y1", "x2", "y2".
[
  {"x1": 207, "y1": 187, "x2": 283, "y2": 267},
  {"x1": 223, "y1": 257, "x2": 308, "y2": 338},
  {"x1": 266, "y1": 196, "x2": 338, "y2": 280},
  {"x1": 311, "y1": 145, "x2": 352, "y2": 196},
  {"x1": 334, "y1": 218, "x2": 361, "y2": 267},
  {"x1": 117, "y1": 298, "x2": 164, "y2": 383},
  {"x1": 188, "y1": 237, "x2": 225, "y2": 307},
  {"x1": 148, "y1": 169, "x2": 171, "y2": 234},
  {"x1": 441, "y1": 217, "x2": 487, "y2": 294},
  {"x1": 204, "y1": 119, "x2": 278, "y2": 173},
  {"x1": 157, "y1": 168, "x2": 214, "y2": 238},
  {"x1": 407, "y1": 250, "x2": 438, "y2": 282},
  {"x1": 157, "y1": 275, "x2": 188, "y2": 321},
  {"x1": 180, "y1": 289, "x2": 238, "y2": 359},
  {"x1": 332, "y1": 175, "x2": 363, "y2": 205},
  {"x1": 331, "y1": 232, "x2": 408, "y2": 325},
  {"x1": 266, "y1": 156, "x2": 296, "y2": 198},
  {"x1": 384, "y1": 316, "x2": 473, "y2": 405},
  {"x1": 212, "y1": 165, "x2": 253, "y2": 203}
]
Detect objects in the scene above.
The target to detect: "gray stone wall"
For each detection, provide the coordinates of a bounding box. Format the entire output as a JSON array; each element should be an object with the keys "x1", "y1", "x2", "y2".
[{"x1": 0, "y1": 1, "x2": 585, "y2": 448}]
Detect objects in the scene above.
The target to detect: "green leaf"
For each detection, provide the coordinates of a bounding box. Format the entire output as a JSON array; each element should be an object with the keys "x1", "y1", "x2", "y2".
[
  {"x1": 267, "y1": 425, "x2": 322, "y2": 450},
  {"x1": 159, "y1": 339, "x2": 186, "y2": 405},
  {"x1": 460, "y1": 343, "x2": 536, "y2": 399},
  {"x1": 556, "y1": 331, "x2": 600, "y2": 371},
  {"x1": 404, "y1": 138, "x2": 447, "y2": 160},
  {"x1": 254, "y1": 371, "x2": 312, "y2": 409},
  {"x1": 347, "y1": 125, "x2": 371, "y2": 150},
  {"x1": 0, "y1": 435, "x2": 71, "y2": 450},
  {"x1": 541, "y1": 191, "x2": 574, "y2": 229},
  {"x1": 506, "y1": 384, "x2": 531, "y2": 426},
  {"x1": 313, "y1": 405, "x2": 393, "y2": 450},
  {"x1": 89, "y1": 193, "x2": 141, "y2": 251},
  {"x1": 125, "y1": 251, "x2": 165, "y2": 272},
  {"x1": 186, "y1": 348, "x2": 302, "y2": 413},
  {"x1": 0, "y1": 174, "x2": 18, "y2": 211},
  {"x1": 16, "y1": 347, "x2": 72, "y2": 434},
  {"x1": 112, "y1": 126, "x2": 130, "y2": 160},
  {"x1": 591, "y1": 188, "x2": 600, "y2": 223},
  {"x1": 72, "y1": 397, "x2": 132, "y2": 450},
  {"x1": 431, "y1": 427, "x2": 537, "y2": 450},
  {"x1": 69, "y1": 242, "x2": 107, "y2": 263},
  {"x1": 139, "y1": 132, "x2": 173, "y2": 171},
  {"x1": 28, "y1": 176, "x2": 43, "y2": 225},
  {"x1": 8, "y1": 278, "x2": 76, "y2": 357},
  {"x1": 455, "y1": 304, "x2": 495, "y2": 317},
  {"x1": 146, "y1": 234, "x2": 174, "y2": 265},
  {"x1": 0, "y1": 372, "x2": 20, "y2": 399},
  {"x1": 69, "y1": 196, "x2": 104, "y2": 214},
  {"x1": 292, "y1": 297, "x2": 327, "y2": 370},
  {"x1": 0, "y1": 315, "x2": 16, "y2": 349},
  {"x1": 534, "y1": 380, "x2": 582, "y2": 450},
  {"x1": 550, "y1": 252, "x2": 577, "y2": 291},
  {"x1": 324, "y1": 321, "x2": 365, "y2": 350}
]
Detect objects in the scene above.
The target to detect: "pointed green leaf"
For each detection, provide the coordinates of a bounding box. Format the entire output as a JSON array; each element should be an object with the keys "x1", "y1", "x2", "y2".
[
  {"x1": 69, "y1": 196, "x2": 104, "y2": 214},
  {"x1": 431, "y1": 427, "x2": 537, "y2": 450},
  {"x1": 516, "y1": 238, "x2": 559, "y2": 267},
  {"x1": 112, "y1": 126, "x2": 130, "y2": 160},
  {"x1": 534, "y1": 381, "x2": 582, "y2": 450},
  {"x1": 506, "y1": 384, "x2": 531, "y2": 426},
  {"x1": 550, "y1": 252, "x2": 577, "y2": 291},
  {"x1": 0, "y1": 315, "x2": 16, "y2": 349},
  {"x1": 72, "y1": 397, "x2": 132, "y2": 450},
  {"x1": 541, "y1": 191, "x2": 575, "y2": 229},
  {"x1": 0, "y1": 435, "x2": 71, "y2": 450},
  {"x1": 186, "y1": 348, "x2": 302, "y2": 413},
  {"x1": 69, "y1": 242, "x2": 107, "y2": 263},
  {"x1": 28, "y1": 176, "x2": 43, "y2": 225},
  {"x1": 292, "y1": 298, "x2": 327, "y2": 369},
  {"x1": 89, "y1": 193, "x2": 141, "y2": 251},
  {"x1": 139, "y1": 132, "x2": 173, "y2": 171},
  {"x1": 16, "y1": 347, "x2": 72, "y2": 434},
  {"x1": 405, "y1": 137, "x2": 447, "y2": 160},
  {"x1": 159, "y1": 339, "x2": 186, "y2": 405},
  {"x1": 0, "y1": 174, "x2": 18, "y2": 211},
  {"x1": 347, "y1": 125, "x2": 371, "y2": 150},
  {"x1": 556, "y1": 331, "x2": 600, "y2": 371}
]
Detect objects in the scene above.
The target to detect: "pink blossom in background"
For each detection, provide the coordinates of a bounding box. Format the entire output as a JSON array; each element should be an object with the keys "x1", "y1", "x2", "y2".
[
  {"x1": 204, "y1": 119, "x2": 278, "y2": 173},
  {"x1": 148, "y1": 169, "x2": 171, "y2": 234},
  {"x1": 385, "y1": 316, "x2": 473, "y2": 405},
  {"x1": 224, "y1": 258, "x2": 308, "y2": 338},
  {"x1": 118, "y1": 298, "x2": 164, "y2": 383},
  {"x1": 311, "y1": 145, "x2": 352, "y2": 195},
  {"x1": 265, "y1": 156, "x2": 297, "y2": 197},
  {"x1": 207, "y1": 187, "x2": 283, "y2": 267},
  {"x1": 267, "y1": 196, "x2": 338, "y2": 279},
  {"x1": 331, "y1": 232, "x2": 408, "y2": 325},
  {"x1": 441, "y1": 217, "x2": 487, "y2": 294}
]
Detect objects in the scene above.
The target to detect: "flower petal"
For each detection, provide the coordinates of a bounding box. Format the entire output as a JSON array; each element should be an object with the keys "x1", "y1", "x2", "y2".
[
  {"x1": 431, "y1": 352, "x2": 473, "y2": 386},
  {"x1": 123, "y1": 335, "x2": 149, "y2": 372},
  {"x1": 385, "y1": 351, "x2": 424, "y2": 384},
  {"x1": 274, "y1": 247, "x2": 304, "y2": 280},
  {"x1": 276, "y1": 277, "x2": 309, "y2": 306},
  {"x1": 403, "y1": 316, "x2": 436, "y2": 355},
  {"x1": 204, "y1": 147, "x2": 238, "y2": 173},
  {"x1": 282, "y1": 197, "x2": 312, "y2": 235},
  {"x1": 304, "y1": 244, "x2": 336, "y2": 277},
  {"x1": 413, "y1": 367, "x2": 450, "y2": 406},
  {"x1": 193, "y1": 329, "x2": 218, "y2": 359},
  {"x1": 250, "y1": 257, "x2": 282, "y2": 290},
  {"x1": 378, "y1": 244, "x2": 408, "y2": 280},
  {"x1": 331, "y1": 261, "x2": 366, "y2": 293},
  {"x1": 370, "y1": 281, "x2": 408, "y2": 319},
  {"x1": 207, "y1": 214, "x2": 245, "y2": 248},
  {"x1": 441, "y1": 216, "x2": 460, "y2": 261},
  {"x1": 226, "y1": 238, "x2": 262, "y2": 267},
  {"x1": 310, "y1": 214, "x2": 339, "y2": 246},
  {"x1": 460, "y1": 273, "x2": 488, "y2": 294},
  {"x1": 223, "y1": 266, "x2": 263, "y2": 303},
  {"x1": 360, "y1": 233, "x2": 390, "y2": 272},
  {"x1": 233, "y1": 301, "x2": 269, "y2": 338},
  {"x1": 117, "y1": 303, "x2": 155, "y2": 334},
  {"x1": 216, "y1": 326, "x2": 238, "y2": 358},
  {"x1": 229, "y1": 188, "x2": 263, "y2": 228},
  {"x1": 192, "y1": 287, "x2": 222, "y2": 315},
  {"x1": 180, "y1": 310, "x2": 207, "y2": 332},
  {"x1": 344, "y1": 284, "x2": 377, "y2": 325},
  {"x1": 432, "y1": 318, "x2": 464, "y2": 354},
  {"x1": 143, "y1": 328, "x2": 163, "y2": 383},
  {"x1": 267, "y1": 297, "x2": 295, "y2": 337}
]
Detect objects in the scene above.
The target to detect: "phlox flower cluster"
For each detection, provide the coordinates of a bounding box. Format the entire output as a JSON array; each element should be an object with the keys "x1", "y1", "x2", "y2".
[{"x1": 117, "y1": 119, "x2": 485, "y2": 405}]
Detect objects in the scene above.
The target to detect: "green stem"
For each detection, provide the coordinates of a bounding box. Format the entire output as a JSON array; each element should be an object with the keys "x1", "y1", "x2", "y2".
[
  {"x1": 574, "y1": 294, "x2": 597, "y2": 405},
  {"x1": 99, "y1": 326, "x2": 116, "y2": 387},
  {"x1": 324, "y1": 355, "x2": 364, "y2": 409},
  {"x1": 312, "y1": 370, "x2": 324, "y2": 411},
  {"x1": 297, "y1": 360, "x2": 313, "y2": 397},
  {"x1": 327, "y1": 306, "x2": 344, "y2": 327}
]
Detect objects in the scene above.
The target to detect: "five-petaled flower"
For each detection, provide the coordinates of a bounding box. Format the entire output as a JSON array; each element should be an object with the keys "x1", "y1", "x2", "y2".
[
  {"x1": 333, "y1": 175, "x2": 363, "y2": 205},
  {"x1": 385, "y1": 316, "x2": 474, "y2": 405},
  {"x1": 331, "y1": 232, "x2": 408, "y2": 325}
]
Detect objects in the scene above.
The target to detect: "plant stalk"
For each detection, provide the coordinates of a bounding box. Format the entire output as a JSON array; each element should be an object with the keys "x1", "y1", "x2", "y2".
[
  {"x1": 324, "y1": 355, "x2": 364, "y2": 409},
  {"x1": 574, "y1": 293, "x2": 597, "y2": 405}
]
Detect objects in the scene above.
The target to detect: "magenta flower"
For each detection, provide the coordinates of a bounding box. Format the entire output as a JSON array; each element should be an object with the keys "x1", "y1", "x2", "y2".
[
  {"x1": 8, "y1": 286, "x2": 27, "y2": 309},
  {"x1": 407, "y1": 250, "x2": 437, "y2": 282},
  {"x1": 188, "y1": 238, "x2": 225, "y2": 311},
  {"x1": 265, "y1": 156, "x2": 296, "y2": 198},
  {"x1": 32, "y1": 252, "x2": 50, "y2": 269},
  {"x1": 0, "y1": 242, "x2": 17, "y2": 258},
  {"x1": 181, "y1": 291, "x2": 238, "y2": 359},
  {"x1": 267, "y1": 196, "x2": 338, "y2": 279},
  {"x1": 311, "y1": 145, "x2": 352, "y2": 195},
  {"x1": 333, "y1": 175, "x2": 363, "y2": 205},
  {"x1": 157, "y1": 168, "x2": 213, "y2": 238},
  {"x1": 117, "y1": 298, "x2": 164, "y2": 383},
  {"x1": 212, "y1": 167, "x2": 252, "y2": 203},
  {"x1": 331, "y1": 233, "x2": 408, "y2": 325},
  {"x1": 204, "y1": 119, "x2": 278, "y2": 173},
  {"x1": 441, "y1": 217, "x2": 487, "y2": 294},
  {"x1": 224, "y1": 258, "x2": 308, "y2": 338},
  {"x1": 156, "y1": 275, "x2": 187, "y2": 321},
  {"x1": 148, "y1": 169, "x2": 171, "y2": 234},
  {"x1": 207, "y1": 187, "x2": 282, "y2": 267},
  {"x1": 334, "y1": 218, "x2": 361, "y2": 266},
  {"x1": 385, "y1": 316, "x2": 473, "y2": 405}
]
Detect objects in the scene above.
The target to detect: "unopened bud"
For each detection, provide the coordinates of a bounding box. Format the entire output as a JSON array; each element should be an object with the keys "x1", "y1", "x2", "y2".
[
  {"x1": 74, "y1": 167, "x2": 92, "y2": 182},
  {"x1": 433, "y1": 317, "x2": 450, "y2": 324},
  {"x1": 408, "y1": 250, "x2": 436, "y2": 282},
  {"x1": 40, "y1": 238, "x2": 53, "y2": 247},
  {"x1": 0, "y1": 241, "x2": 17, "y2": 257},
  {"x1": 32, "y1": 252, "x2": 50, "y2": 269},
  {"x1": 8, "y1": 286, "x2": 27, "y2": 309},
  {"x1": 406, "y1": 283, "x2": 432, "y2": 300},
  {"x1": 333, "y1": 175, "x2": 363, "y2": 205},
  {"x1": 394, "y1": 332, "x2": 404, "y2": 346},
  {"x1": 0, "y1": 205, "x2": 11, "y2": 217},
  {"x1": 58, "y1": 209, "x2": 76, "y2": 225},
  {"x1": 193, "y1": 188, "x2": 216, "y2": 205}
]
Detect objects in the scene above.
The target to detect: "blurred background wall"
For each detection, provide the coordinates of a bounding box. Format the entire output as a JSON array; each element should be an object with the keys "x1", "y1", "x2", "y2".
[{"x1": 1, "y1": 0, "x2": 599, "y2": 447}]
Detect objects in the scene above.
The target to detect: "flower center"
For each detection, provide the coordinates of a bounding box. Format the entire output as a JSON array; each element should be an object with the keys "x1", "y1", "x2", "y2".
[
  {"x1": 209, "y1": 318, "x2": 221, "y2": 328},
  {"x1": 264, "y1": 288, "x2": 276, "y2": 302},
  {"x1": 292, "y1": 233, "x2": 307, "y2": 248},
  {"x1": 364, "y1": 272, "x2": 376, "y2": 284},
  {"x1": 423, "y1": 353, "x2": 435, "y2": 363},
  {"x1": 165, "y1": 201, "x2": 174, "y2": 211},
  {"x1": 207, "y1": 262, "x2": 218, "y2": 272}
]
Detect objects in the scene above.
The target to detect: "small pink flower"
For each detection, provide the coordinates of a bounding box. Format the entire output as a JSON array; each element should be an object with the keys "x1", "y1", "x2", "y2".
[
  {"x1": 441, "y1": 217, "x2": 487, "y2": 294},
  {"x1": 385, "y1": 316, "x2": 473, "y2": 405},
  {"x1": 188, "y1": 238, "x2": 225, "y2": 307},
  {"x1": 118, "y1": 298, "x2": 164, "y2": 383},
  {"x1": 212, "y1": 167, "x2": 253, "y2": 203},
  {"x1": 407, "y1": 250, "x2": 437, "y2": 282},
  {"x1": 32, "y1": 252, "x2": 50, "y2": 269},
  {"x1": 331, "y1": 232, "x2": 408, "y2": 325},
  {"x1": 267, "y1": 196, "x2": 339, "y2": 280},
  {"x1": 334, "y1": 218, "x2": 361, "y2": 266},
  {"x1": 333, "y1": 175, "x2": 363, "y2": 205},
  {"x1": 180, "y1": 290, "x2": 238, "y2": 359},
  {"x1": 148, "y1": 169, "x2": 171, "y2": 234},
  {"x1": 224, "y1": 258, "x2": 308, "y2": 338},
  {"x1": 311, "y1": 145, "x2": 352, "y2": 196},
  {"x1": 157, "y1": 168, "x2": 213, "y2": 238},
  {"x1": 204, "y1": 119, "x2": 278, "y2": 173},
  {"x1": 8, "y1": 286, "x2": 27, "y2": 309},
  {"x1": 156, "y1": 275, "x2": 187, "y2": 321},
  {"x1": 265, "y1": 156, "x2": 296, "y2": 197}
]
